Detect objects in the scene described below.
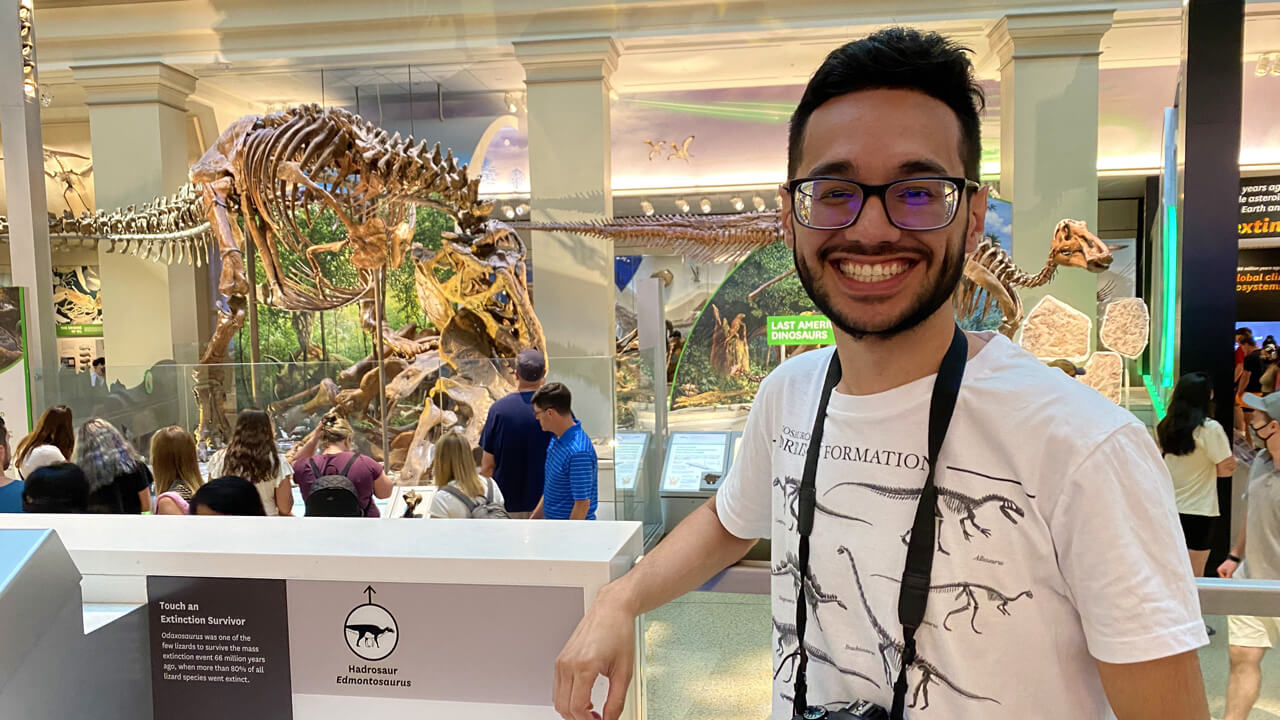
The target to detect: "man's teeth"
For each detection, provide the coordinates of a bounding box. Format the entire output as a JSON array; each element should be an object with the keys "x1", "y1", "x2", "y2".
[{"x1": 837, "y1": 260, "x2": 910, "y2": 282}]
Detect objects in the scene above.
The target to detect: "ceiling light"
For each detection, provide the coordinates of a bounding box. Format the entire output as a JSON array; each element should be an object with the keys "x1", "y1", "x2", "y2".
[
  {"x1": 503, "y1": 138, "x2": 511, "y2": 147},
  {"x1": 516, "y1": 203, "x2": 530, "y2": 216},
  {"x1": 752, "y1": 195, "x2": 766, "y2": 211},
  {"x1": 730, "y1": 196, "x2": 744, "y2": 212},
  {"x1": 774, "y1": 193, "x2": 783, "y2": 209},
  {"x1": 675, "y1": 198, "x2": 690, "y2": 213},
  {"x1": 640, "y1": 200, "x2": 654, "y2": 216},
  {"x1": 699, "y1": 198, "x2": 712, "y2": 214},
  {"x1": 502, "y1": 205, "x2": 515, "y2": 219}
]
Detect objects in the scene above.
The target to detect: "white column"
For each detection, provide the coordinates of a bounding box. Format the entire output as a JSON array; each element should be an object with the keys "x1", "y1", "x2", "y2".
[
  {"x1": 515, "y1": 37, "x2": 619, "y2": 441},
  {"x1": 72, "y1": 62, "x2": 211, "y2": 384},
  {"x1": 988, "y1": 11, "x2": 1113, "y2": 327},
  {"x1": 0, "y1": 0, "x2": 55, "y2": 415}
]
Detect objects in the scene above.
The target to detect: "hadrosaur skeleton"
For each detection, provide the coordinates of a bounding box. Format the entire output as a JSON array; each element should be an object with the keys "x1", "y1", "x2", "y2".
[
  {"x1": 524, "y1": 213, "x2": 1114, "y2": 338},
  {"x1": 0, "y1": 104, "x2": 543, "y2": 470}
]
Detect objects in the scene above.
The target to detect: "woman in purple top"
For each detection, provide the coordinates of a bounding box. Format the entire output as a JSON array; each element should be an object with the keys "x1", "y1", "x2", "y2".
[{"x1": 291, "y1": 412, "x2": 391, "y2": 517}]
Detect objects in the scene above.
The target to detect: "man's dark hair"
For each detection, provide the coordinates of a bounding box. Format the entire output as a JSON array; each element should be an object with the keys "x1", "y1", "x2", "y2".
[
  {"x1": 190, "y1": 476, "x2": 267, "y2": 516},
  {"x1": 531, "y1": 382, "x2": 572, "y2": 416},
  {"x1": 23, "y1": 462, "x2": 90, "y2": 513},
  {"x1": 92, "y1": 357, "x2": 105, "y2": 369},
  {"x1": 787, "y1": 27, "x2": 985, "y2": 180}
]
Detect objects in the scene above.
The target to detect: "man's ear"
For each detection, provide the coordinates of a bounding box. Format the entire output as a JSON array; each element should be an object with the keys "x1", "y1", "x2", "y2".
[
  {"x1": 965, "y1": 185, "x2": 989, "y2": 254},
  {"x1": 779, "y1": 183, "x2": 796, "y2": 251}
]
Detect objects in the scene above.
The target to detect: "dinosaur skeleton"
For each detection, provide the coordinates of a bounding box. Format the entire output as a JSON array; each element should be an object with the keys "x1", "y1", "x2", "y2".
[
  {"x1": 772, "y1": 550, "x2": 849, "y2": 622},
  {"x1": 523, "y1": 214, "x2": 1113, "y2": 338},
  {"x1": 774, "y1": 475, "x2": 872, "y2": 530},
  {"x1": 0, "y1": 104, "x2": 543, "y2": 457},
  {"x1": 771, "y1": 616, "x2": 880, "y2": 689},
  {"x1": 825, "y1": 481, "x2": 1025, "y2": 555},
  {"x1": 836, "y1": 546, "x2": 999, "y2": 711},
  {"x1": 869, "y1": 573, "x2": 1033, "y2": 634}
]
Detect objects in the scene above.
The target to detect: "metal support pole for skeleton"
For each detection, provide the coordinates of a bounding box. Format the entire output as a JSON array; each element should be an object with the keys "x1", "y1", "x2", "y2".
[
  {"x1": 374, "y1": 268, "x2": 390, "y2": 469},
  {"x1": 246, "y1": 235, "x2": 261, "y2": 405}
]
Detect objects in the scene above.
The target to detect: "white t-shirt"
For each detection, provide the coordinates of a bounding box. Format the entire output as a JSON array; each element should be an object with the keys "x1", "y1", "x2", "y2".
[
  {"x1": 207, "y1": 449, "x2": 293, "y2": 516},
  {"x1": 715, "y1": 333, "x2": 1207, "y2": 719},
  {"x1": 1162, "y1": 419, "x2": 1231, "y2": 517},
  {"x1": 20, "y1": 444, "x2": 65, "y2": 479},
  {"x1": 428, "y1": 477, "x2": 504, "y2": 519}
]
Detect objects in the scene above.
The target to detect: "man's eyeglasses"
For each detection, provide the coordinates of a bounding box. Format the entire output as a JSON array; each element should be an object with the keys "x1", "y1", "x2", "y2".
[{"x1": 785, "y1": 176, "x2": 980, "y2": 232}]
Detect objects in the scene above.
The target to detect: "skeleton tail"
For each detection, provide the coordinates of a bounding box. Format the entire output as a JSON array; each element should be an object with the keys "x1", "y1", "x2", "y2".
[
  {"x1": 522, "y1": 209, "x2": 782, "y2": 264},
  {"x1": 0, "y1": 183, "x2": 213, "y2": 265}
]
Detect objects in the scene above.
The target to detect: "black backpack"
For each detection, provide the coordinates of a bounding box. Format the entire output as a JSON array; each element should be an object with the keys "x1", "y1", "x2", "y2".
[
  {"x1": 439, "y1": 478, "x2": 510, "y2": 519},
  {"x1": 305, "y1": 454, "x2": 369, "y2": 517}
]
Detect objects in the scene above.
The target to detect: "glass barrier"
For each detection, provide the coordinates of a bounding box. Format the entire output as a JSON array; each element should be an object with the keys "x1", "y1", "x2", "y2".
[{"x1": 40, "y1": 353, "x2": 619, "y2": 510}]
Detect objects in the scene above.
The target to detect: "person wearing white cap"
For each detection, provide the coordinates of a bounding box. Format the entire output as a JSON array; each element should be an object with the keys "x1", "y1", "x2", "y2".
[{"x1": 1218, "y1": 391, "x2": 1280, "y2": 720}]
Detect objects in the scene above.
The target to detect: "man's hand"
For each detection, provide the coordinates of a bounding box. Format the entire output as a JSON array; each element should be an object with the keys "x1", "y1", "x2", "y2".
[
  {"x1": 554, "y1": 586, "x2": 635, "y2": 720},
  {"x1": 1218, "y1": 558, "x2": 1240, "y2": 579},
  {"x1": 1096, "y1": 651, "x2": 1209, "y2": 720}
]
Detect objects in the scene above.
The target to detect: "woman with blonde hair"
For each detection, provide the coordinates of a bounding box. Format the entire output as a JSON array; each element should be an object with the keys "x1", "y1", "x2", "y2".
[
  {"x1": 150, "y1": 426, "x2": 204, "y2": 515},
  {"x1": 428, "y1": 431, "x2": 505, "y2": 519},
  {"x1": 206, "y1": 409, "x2": 294, "y2": 516},
  {"x1": 291, "y1": 411, "x2": 390, "y2": 516},
  {"x1": 15, "y1": 405, "x2": 75, "y2": 478},
  {"x1": 74, "y1": 418, "x2": 152, "y2": 514}
]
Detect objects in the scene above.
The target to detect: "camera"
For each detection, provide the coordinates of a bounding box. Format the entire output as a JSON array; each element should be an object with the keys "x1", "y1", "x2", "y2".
[{"x1": 793, "y1": 701, "x2": 889, "y2": 720}]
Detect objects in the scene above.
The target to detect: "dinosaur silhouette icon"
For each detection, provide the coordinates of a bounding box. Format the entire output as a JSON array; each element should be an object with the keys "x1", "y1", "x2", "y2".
[{"x1": 345, "y1": 624, "x2": 396, "y2": 648}]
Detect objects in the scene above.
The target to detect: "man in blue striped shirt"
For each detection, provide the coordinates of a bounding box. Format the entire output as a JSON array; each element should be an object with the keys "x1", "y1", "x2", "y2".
[{"x1": 529, "y1": 383, "x2": 597, "y2": 520}]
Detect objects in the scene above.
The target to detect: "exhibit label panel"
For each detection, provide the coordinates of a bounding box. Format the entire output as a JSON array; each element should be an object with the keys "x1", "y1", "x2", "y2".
[
  {"x1": 1239, "y1": 175, "x2": 1280, "y2": 240},
  {"x1": 766, "y1": 315, "x2": 834, "y2": 345},
  {"x1": 148, "y1": 576, "x2": 584, "y2": 718},
  {"x1": 661, "y1": 432, "x2": 731, "y2": 493},
  {"x1": 52, "y1": 265, "x2": 102, "y2": 338},
  {"x1": 614, "y1": 432, "x2": 649, "y2": 491}
]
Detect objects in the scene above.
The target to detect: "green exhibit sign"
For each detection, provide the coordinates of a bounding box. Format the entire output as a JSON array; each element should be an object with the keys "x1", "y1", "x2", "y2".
[
  {"x1": 55, "y1": 323, "x2": 103, "y2": 338},
  {"x1": 766, "y1": 315, "x2": 835, "y2": 345}
]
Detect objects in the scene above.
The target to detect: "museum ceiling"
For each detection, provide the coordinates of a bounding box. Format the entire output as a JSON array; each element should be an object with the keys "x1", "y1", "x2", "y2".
[{"x1": 4, "y1": 0, "x2": 1280, "y2": 215}]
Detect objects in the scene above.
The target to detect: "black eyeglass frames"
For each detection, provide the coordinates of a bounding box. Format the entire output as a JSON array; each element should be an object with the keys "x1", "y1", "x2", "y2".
[{"x1": 785, "y1": 176, "x2": 981, "y2": 232}]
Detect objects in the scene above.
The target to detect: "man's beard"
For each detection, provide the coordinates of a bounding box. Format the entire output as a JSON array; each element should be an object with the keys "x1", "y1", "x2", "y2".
[{"x1": 793, "y1": 220, "x2": 968, "y2": 341}]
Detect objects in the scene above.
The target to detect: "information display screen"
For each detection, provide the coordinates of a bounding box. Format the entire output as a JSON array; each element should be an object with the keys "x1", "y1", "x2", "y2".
[
  {"x1": 614, "y1": 433, "x2": 649, "y2": 491},
  {"x1": 660, "y1": 432, "x2": 730, "y2": 493}
]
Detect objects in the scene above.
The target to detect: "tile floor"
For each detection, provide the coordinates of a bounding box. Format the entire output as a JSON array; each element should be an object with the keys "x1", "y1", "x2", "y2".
[{"x1": 642, "y1": 594, "x2": 1280, "y2": 719}]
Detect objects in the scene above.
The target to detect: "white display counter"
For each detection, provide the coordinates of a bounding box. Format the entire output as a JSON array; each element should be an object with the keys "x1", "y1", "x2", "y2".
[{"x1": 0, "y1": 515, "x2": 644, "y2": 720}]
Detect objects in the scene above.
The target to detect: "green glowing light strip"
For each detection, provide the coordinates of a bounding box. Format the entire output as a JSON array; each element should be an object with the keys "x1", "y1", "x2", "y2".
[
  {"x1": 1161, "y1": 204, "x2": 1177, "y2": 388},
  {"x1": 624, "y1": 99, "x2": 790, "y2": 122},
  {"x1": 1143, "y1": 374, "x2": 1168, "y2": 419}
]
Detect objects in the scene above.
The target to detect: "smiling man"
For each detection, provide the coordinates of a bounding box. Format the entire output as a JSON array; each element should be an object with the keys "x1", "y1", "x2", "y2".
[{"x1": 551, "y1": 28, "x2": 1209, "y2": 720}]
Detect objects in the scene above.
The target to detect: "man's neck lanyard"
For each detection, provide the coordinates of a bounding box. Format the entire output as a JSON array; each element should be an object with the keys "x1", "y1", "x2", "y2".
[{"x1": 792, "y1": 325, "x2": 968, "y2": 720}]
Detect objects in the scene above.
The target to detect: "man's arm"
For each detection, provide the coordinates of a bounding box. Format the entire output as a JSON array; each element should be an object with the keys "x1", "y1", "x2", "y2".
[
  {"x1": 1218, "y1": 516, "x2": 1246, "y2": 578},
  {"x1": 530, "y1": 497, "x2": 544, "y2": 519},
  {"x1": 1097, "y1": 652, "x2": 1209, "y2": 720},
  {"x1": 567, "y1": 452, "x2": 595, "y2": 521},
  {"x1": 552, "y1": 500, "x2": 756, "y2": 720},
  {"x1": 480, "y1": 451, "x2": 496, "y2": 478}
]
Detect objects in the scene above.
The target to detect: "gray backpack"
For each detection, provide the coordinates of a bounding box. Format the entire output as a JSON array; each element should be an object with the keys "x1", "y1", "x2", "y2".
[{"x1": 440, "y1": 479, "x2": 509, "y2": 519}]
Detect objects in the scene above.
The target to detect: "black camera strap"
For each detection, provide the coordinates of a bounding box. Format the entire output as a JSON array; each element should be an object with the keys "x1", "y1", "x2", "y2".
[{"x1": 792, "y1": 325, "x2": 968, "y2": 720}]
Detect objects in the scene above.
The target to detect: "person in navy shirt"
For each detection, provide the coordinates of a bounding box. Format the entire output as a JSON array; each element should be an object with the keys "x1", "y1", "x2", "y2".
[
  {"x1": 530, "y1": 382, "x2": 597, "y2": 520},
  {"x1": 480, "y1": 349, "x2": 554, "y2": 518}
]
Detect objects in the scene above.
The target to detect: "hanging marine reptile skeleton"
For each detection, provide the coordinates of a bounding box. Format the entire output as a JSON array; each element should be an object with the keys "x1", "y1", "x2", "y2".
[
  {"x1": 523, "y1": 213, "x2": 1114, "y2": 338},
  {"x1": 0, "y1": 104, "x2": 543, "y2": 465}
]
